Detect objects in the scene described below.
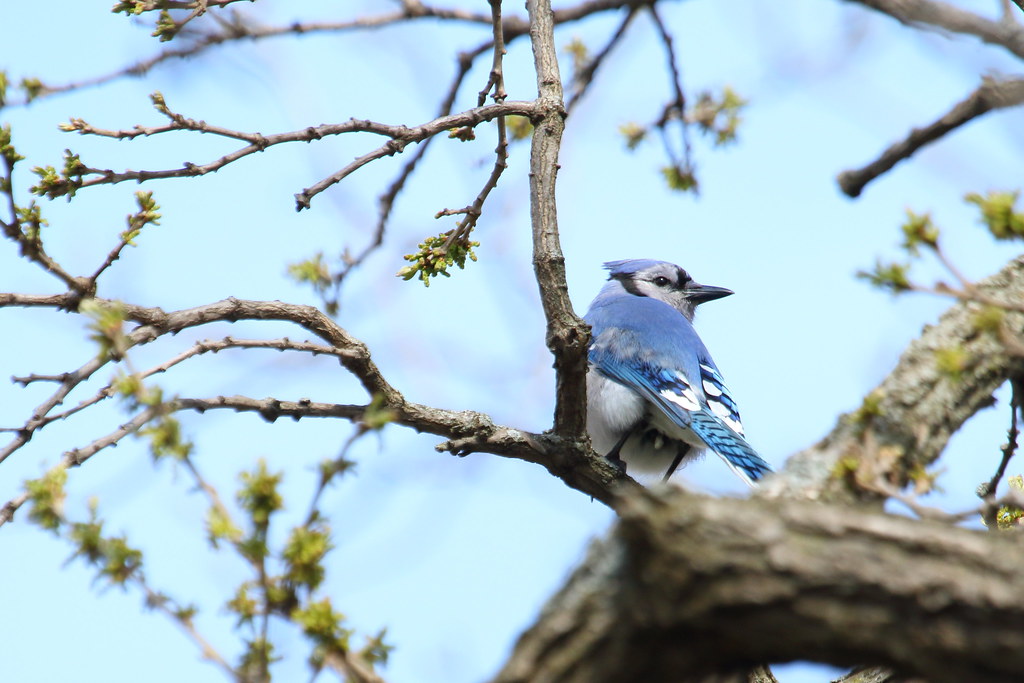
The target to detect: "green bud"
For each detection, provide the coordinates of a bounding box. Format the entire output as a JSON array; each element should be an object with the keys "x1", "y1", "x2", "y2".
[
  {"x1": 856, "y1": 260, "x2": 912, "y2": 294},
  {"x1": 900, "y1": 209, "x2": 939, "y2": 255},
  {"x1": 618, "y1": 122, "x2": 646, "y2": 151},
  {"x1": 238, "y1": 459, "x2": 283, "y2": 527},
  {"x1": 25, "y1": 467, "x2": 68, "y2": 533},
  {"x1": 965, "y1": 190, "x2": 1024, "y2": 240},
  {"x1": 660, "y1": 164, "x2": 698, "y2": 193}
]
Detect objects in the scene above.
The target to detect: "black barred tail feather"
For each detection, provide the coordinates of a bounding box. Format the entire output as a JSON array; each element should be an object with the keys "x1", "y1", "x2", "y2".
[{"x1": 688, "y1": 411, "x2": 772, "y2": 486}]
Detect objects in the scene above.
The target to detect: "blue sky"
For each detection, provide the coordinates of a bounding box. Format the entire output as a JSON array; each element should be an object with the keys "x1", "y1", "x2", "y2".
[{"x1": 2, "y1": 1, "x2": 1023, "y2": 682}]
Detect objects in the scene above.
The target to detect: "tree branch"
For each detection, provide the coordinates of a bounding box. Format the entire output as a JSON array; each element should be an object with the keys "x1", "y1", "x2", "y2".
[
  {"x1": 765, "y1": 255, "x2": 1024, "y2": 501},
  {"x1": 648, "y1": 4, "x2": 696, "y2": 183},
  {"x1": 845, "y1": 0, "x2": 1024, "y2": 60},
  {"x1": 838, "y1": 77, "x2": 1024, "y2": 197},
  {"x1": 13, "y1": 0, "x2": 652, "y2": 106},
  {"x1": 494, "y1": 488, "x2": 1024, "y2": 683},
  {"x1": 11, "y1": 5, "x2": 501, "y2": 104},
  {"x1": 566, "y1": 6, "x2": 639, "y2": 114},
  {"x1": 526, "y1": 0, "x2": 591, "y2": 440},
  {"x1": 53, "y1": 101, "x2": 536, "y2": 209},
  {"x1": 1, "y1": 294, "x2": 637, "y2": 526},
  {"x1": 332, "y1": 40, "x2": 495, "y2": 295}
]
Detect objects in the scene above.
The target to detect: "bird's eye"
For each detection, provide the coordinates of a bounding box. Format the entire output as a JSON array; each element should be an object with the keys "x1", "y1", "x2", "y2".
[{"x1": 652, "y1": 276, "x2": 671, "y2": 287}]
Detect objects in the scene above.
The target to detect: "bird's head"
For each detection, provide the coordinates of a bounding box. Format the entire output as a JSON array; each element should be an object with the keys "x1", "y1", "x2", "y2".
[{"x1": 603, "y1": 259, "x2": 733, "y2": 321}]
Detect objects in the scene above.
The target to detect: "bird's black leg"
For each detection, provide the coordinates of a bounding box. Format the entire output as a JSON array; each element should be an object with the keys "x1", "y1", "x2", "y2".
[
  {"x1": 605, "y1": 426, "x2": 637, "y2": 474},
  {"x1": 663, "y1": 443, "x2": 692, "y2": 482}
]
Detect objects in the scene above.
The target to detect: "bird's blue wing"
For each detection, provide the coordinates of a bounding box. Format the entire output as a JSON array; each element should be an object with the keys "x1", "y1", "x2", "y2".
[
  {"x1": 697, "y1": 360, "x2": 744, "y2": 435},
  {"x1": 590, "y1": 347, "x2": 772, "y2": 486}
]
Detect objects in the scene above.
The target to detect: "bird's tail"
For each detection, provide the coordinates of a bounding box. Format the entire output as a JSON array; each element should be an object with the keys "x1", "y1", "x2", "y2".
[{"x1": 689, "y1": 411, "x2": 772, "y2": 486}]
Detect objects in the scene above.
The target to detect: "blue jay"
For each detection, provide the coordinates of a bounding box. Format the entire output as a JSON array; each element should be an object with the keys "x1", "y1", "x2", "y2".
[{"x1": 584, "y1": 259, "x2": 771, "y2": 486}]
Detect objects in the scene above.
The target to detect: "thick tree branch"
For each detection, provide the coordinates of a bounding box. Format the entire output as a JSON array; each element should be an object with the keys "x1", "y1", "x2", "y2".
[
  {"x1": 766, "y1": 255, "x2": 1024, "y2": 501},
  {"x1": 526, "y1": 0, "x2": 591, "y2": 440},
  {"x1": 846, "y1": 0, "x2": 1024, "y2": 60},
  {"x1": 494, "y1": 488, "x2": 1024, "y2": 683}
]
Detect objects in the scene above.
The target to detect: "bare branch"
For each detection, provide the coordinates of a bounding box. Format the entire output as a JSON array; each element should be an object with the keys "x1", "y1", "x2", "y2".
[
  {"x1": 1, "y1": 352, "x2": 112, "y2": 466},
  {"x1": 295, "y1": 102, "x2": 528, "y2": 210},
  {"x1": 566, "y1": 6, "x2": 639, "y2": 113},
  {"x1": 846, "y1": 0, "x2": 1024, "y2": 60},
  {"x1": 838, "y1": 77, "x2": 1024, "y2": 197},
  {"x1": 23, "y1": 337, "x2": 345, "y2": 433},
  {"x1": 0, "y1": 295, "x2": 394, "y2": 468},
  {"x1": 67, "y1": 405, "x2": 163, "y2": 468}
]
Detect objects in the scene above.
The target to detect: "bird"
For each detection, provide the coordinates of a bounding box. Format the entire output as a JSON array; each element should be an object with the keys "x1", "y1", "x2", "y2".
[{"x1": 584, "y1": 259, "x2": 771, "y2": 486}]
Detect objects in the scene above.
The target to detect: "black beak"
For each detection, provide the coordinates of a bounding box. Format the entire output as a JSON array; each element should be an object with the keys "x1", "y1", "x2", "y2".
[{"x1": 686, "y1": 282, "x2": 733, "y2": 305}]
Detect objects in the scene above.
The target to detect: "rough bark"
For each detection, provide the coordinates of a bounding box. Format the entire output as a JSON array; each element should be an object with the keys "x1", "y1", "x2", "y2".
[
  {"x1": 494, "y1": 489, "x2": 1024, "y2": 683},
  {"x1": 526, "y1": 0, "x2": 591, "y2": 440},
  {"x1": 764, "y1": 255, "x2": 1024, "y2": 503}
]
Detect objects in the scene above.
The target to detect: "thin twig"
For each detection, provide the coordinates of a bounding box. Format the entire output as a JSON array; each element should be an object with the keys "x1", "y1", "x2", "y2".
[
  {"x1": 566, "y1": 6, "x2": 639, "y2": 113},
  {"x1": 138, "y1": 580, "x2": 237, "y2": 678},
  {"x1": 304, "y1": 426, "x2": 367, "y2": 528},
  {"x1": 53, "y1": 102, "x2": 534, "y2": 209},
  {"x1": 10, "y1": 6, "x2": 500, "y2": 105},
  {"x1": 0, "y1": 354, "x2": 112, "y2": 466},
  {"x1": 88, "y1": 236, "x2": 136, "y2": 288},
  {"x1": 9, "y1": 337, "x2": 341, "y2": 440},
  {"x1": 322, "y1": 650, "x2": 388, "y2": 683},
  {"x1": 979, "y1": 379, "x2": 1022, "y2": 500},
  {"x1": 647, "y1": 4, "x2": 696, "y2": 186},
  {"x1": 0, "y1": 157, "x2": 92, "y2": 295},
  {"x1": 440, "y1": 0, "x2": 511, "y2": 248},
  {"x1": 11, "y1": 1, "x2": 660, "y2": 106},
  {"x1": 330, "y1": 40, "x2": 494, "y2": 299}
]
